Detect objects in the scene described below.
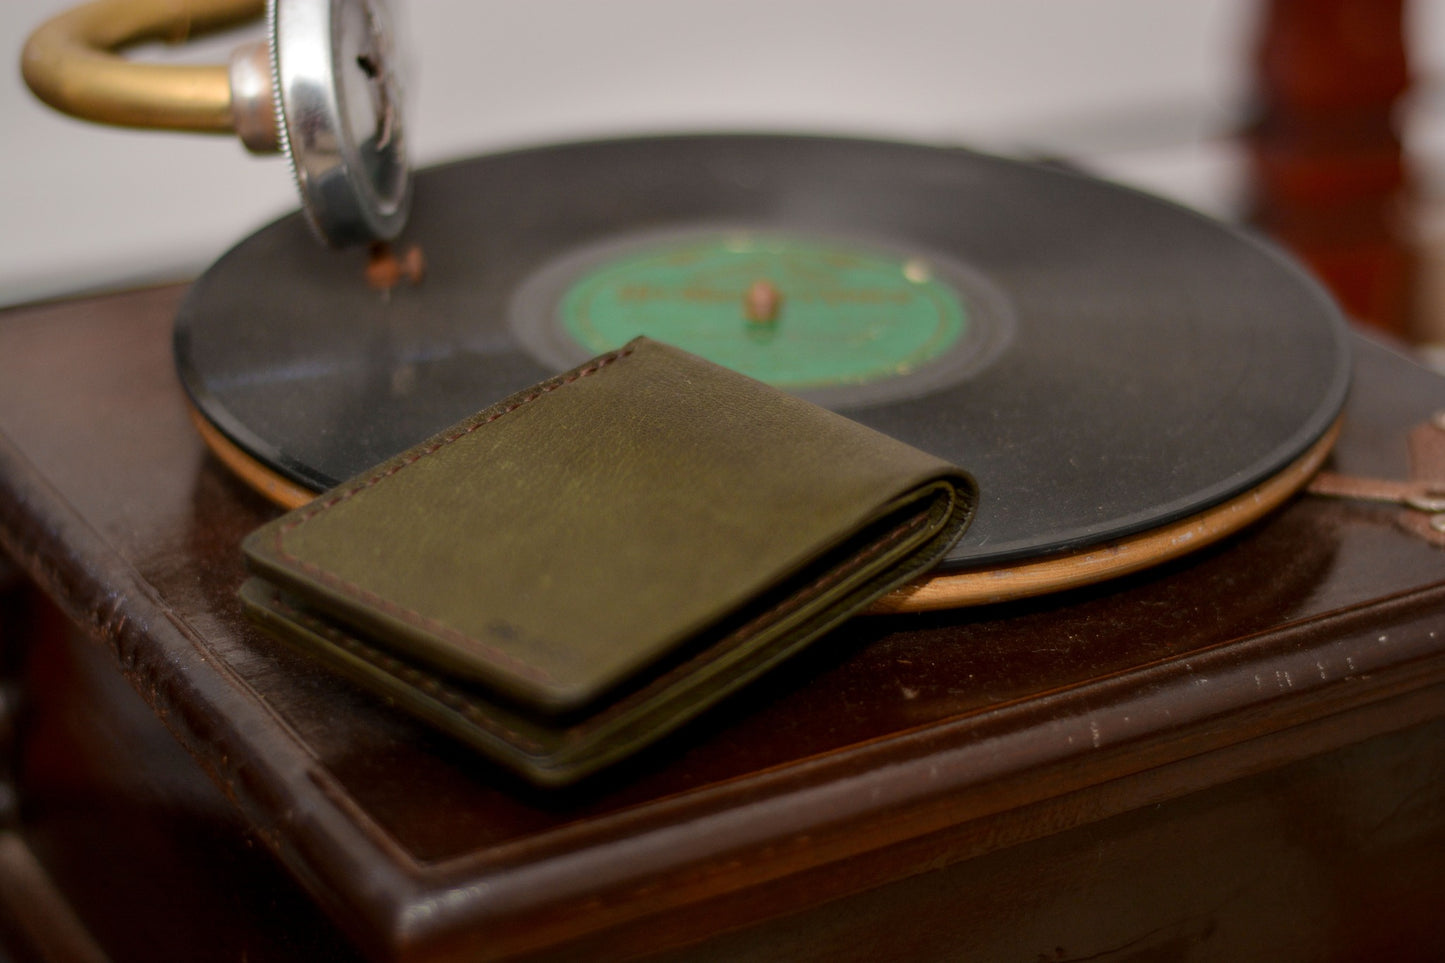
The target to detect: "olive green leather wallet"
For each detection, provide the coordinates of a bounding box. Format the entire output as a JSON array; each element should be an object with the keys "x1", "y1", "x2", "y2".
[{"x1": 240, "y1": 338, "x2": 976, "y2": 785}]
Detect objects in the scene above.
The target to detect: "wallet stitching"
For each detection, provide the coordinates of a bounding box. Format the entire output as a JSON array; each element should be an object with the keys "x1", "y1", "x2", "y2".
[
  {"x1": 266, "y1": 592, "x2": 548, "y2": 753},
  {"x1": 263, "y1": 496, "x2": 955, "y2": 765},
  {"x1": 269, "y1": 345, "x2": 637, "y2": 687}
]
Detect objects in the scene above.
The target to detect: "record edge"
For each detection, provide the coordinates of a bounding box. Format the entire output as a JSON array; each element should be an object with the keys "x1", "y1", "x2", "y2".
[{"x1": 184, "y1": 396, "x2": 1341, "y2": 614}]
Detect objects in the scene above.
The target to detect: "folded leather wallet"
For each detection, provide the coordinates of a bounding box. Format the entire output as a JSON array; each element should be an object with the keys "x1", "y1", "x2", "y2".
[{"x1": 240, "y1": 337, "x2": 977, "y2": 785}]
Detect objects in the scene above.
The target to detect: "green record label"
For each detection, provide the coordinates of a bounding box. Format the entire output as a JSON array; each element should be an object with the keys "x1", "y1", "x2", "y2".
[{"x1": 560, "y1": 235, "x2": 966, "y2": 389}]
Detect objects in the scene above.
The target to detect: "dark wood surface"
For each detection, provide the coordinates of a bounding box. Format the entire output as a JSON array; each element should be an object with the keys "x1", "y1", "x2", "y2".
[{"x1": 2, "y1": 284, "x2": 1445, "y2": 961}]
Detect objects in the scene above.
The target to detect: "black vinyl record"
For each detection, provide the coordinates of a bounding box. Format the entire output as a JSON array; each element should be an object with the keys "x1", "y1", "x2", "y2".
[{"x1": 174, "y1": 134, "x2": 1351, "y2": 572}]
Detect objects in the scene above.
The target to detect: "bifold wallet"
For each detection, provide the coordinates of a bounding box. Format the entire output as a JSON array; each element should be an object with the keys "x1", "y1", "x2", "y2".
[{"x1": 240, "y1": 337, "x2": 977, "y2": 785}]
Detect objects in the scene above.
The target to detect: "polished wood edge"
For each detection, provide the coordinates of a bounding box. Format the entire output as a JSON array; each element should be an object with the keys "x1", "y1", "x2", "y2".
[
  {"x1": 0, "y1": 428, "x2": 411, "y2": 958},
  {"x1": 0, "y1": 832, "x2": 108, "y2": 963},
  {"x1": 502, "y1": 682, "x2": 1445, "y2": 963},
  {"x1": 190, "y1": 398, "x2": 1342, "y2": 614},
  {"x1": 875, "y1": 420, "x2": 1343, "y2": 612}
]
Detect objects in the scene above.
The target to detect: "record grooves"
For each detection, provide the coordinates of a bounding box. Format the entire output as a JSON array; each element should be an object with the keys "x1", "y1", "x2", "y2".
[{"x1": 174, "y1": 134, "x2": 1352, "y2": 608}]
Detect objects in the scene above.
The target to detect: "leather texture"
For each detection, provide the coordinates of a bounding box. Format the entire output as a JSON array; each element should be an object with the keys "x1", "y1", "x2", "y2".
[{"x1": 241, "y1": 337, "x2": 976, "y2": 784}]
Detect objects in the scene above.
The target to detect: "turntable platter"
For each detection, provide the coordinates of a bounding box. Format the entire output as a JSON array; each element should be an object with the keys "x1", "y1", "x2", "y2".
[{"x1": 174, "y1": 135, "x2": 1350, "y2": 602}]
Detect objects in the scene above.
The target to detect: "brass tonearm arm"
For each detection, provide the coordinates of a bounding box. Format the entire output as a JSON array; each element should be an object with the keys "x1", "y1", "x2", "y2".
[{"x1": 21, "y1": 0, "x2": 267, "y2": 139}]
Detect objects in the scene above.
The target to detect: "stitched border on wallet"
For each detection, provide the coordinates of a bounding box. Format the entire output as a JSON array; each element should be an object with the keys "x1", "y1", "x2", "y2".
[
  {"x1": 248, "y1": 483, "x2": 958, "y2": 772},
  {"x1": 264, "y1": 344, "x2": 638, "y2": 687}
]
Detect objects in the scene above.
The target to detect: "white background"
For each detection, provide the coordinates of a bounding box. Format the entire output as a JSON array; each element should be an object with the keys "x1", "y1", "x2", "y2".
[{"x1": 3, "y1": 0, "x2": 1442, "y2": 307}]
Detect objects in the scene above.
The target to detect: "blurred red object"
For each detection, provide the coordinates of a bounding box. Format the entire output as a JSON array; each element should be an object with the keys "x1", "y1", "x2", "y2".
[{"x1": 1247, "y1": 0, "x2": 1415, "y2": 335}]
